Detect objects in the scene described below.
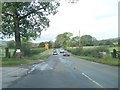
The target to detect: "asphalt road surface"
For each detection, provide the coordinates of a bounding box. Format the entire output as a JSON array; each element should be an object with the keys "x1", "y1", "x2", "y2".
[{"x1": 7, "y1": 50, "x2": 118, "y2": 88}]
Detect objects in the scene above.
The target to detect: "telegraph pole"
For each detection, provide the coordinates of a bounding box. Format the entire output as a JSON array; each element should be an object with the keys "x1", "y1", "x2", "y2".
[{"x1": 79, "y1": 30, "x2": 80, "y2": 48}]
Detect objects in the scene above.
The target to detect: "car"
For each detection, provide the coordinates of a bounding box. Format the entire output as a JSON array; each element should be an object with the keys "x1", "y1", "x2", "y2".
[
  {"x1": 60, "y1": 49, "x2": 64, "y2": 53},
  {"x1": 53, "y1": 51, "x2": 58, "y2": 55},
  {"x1": 63, "y1": 52, "x2": 70, "y2": 56}
]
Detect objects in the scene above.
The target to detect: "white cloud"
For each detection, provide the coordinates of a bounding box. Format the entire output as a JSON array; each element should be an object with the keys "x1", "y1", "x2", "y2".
[
  {"x1": 2, "y1": 0, "x2": 119, "y2": 43},
  {"x1": 28, "y1": 0, "x2": 120, "y2": 42}
]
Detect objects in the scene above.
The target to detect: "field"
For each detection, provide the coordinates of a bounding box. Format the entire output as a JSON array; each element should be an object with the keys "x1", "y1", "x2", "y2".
[{"x1": 2, "y1": 49, "x2": 15, "y2": 57}]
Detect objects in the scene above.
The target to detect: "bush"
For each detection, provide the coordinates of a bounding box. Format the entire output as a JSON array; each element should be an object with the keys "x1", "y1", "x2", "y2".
[
  {"x1": 30, "y1": 48, "x2": 45, "y2": 55},
  {"x1": 21, "y1": 41, "x2": 32, "y2": 56},
  {"x1": 7, "y1": 40, "x2": 15, "y2": 49},
  {"x1": 67, "y1": 46, "x2": 109, "y2": 58},
  {"x1": 21, "y1": 41, "x2": 46, "y2": 57},
  {"x1": 67, "y1": 47, "x2": 83, "y2": 55}
]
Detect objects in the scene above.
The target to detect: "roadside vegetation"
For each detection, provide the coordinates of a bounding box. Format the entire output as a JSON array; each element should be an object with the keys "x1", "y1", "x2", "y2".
[
  {"x1": 67, "y1": 46, "x2": 119, "y2": 66},
  {"x1": 1, "y1": 40, "x2": 52, "y2": 67},
  {"x1": 1, "y1": 32, "x2": 119, "y2": 66},
  {"x1": 2, "y1": 49, "x2": 52, "y2": 67},
  {"x1": 54, "y1": 32, "x2": 119, "y2": 66}
]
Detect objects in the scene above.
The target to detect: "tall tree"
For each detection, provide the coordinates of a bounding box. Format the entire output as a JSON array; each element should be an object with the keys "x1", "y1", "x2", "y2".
[
  {"x1": 54, "y1": 32, "x2": 73, "y2": 49},
  {"x1": 1, "y1": 1, "x2": 60, "y2": 55},
  {"x1": 70, "y1": 36, "x2": 80, "y2": 47},
  {"x1": 80, "y1": 35, "x2": 96, "y2": 46}
]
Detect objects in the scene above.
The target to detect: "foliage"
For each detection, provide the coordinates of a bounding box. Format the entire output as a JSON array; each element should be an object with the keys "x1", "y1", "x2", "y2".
[
  {"x1": 80, "y1": 35, "x2": 97, "y2": 46},
  {"x1": 30, "y1": 48, "x2": 45, "y2": 55},
  {"x1": 67, "y1": 46, "x2": 109, "y2": 58},
  {"x1": 21, "y1": 41, "x2": 32, "y2": 56},
  {"x1": 7, "y1": 40, "x2": 15, "y2": 49},
  {"x1": 2, "y1": 49, "x2": 52, "y2": 66},
  {"x1": 1, "y1": 1, "x2": 60, "y2": 54},
  {"x1": 67, "y1": 47, "x2": 83, "y2": 55},
  {"x1": 54, "y1": 32, "x2": 73, "y2": 49},
  {"x1": 70, "y1": 36, "x2": 80, "y2": 47},
  {"x1": 1, "y1": 2, "x2": 60, "y2": 39},
  {"x1": 98, "y1": 40, "x2": 114, "y2": 46},
  {"x1": 39, "y1": 42, "x2": 46, "y2": 48},
  {"x1": 21, "y1": 40, "x2": 46, "y2": 56},
  {"x1": 31, "y1": 49, "x2": 51, "y2": 60},
  {"x1": 72, "y1": 54, "x2": 119, "y2": 66},
  {"x1": 38, "y1": 41, "x2": 53, "y2": 48},
  {"x1": 48, "y1": 41, "x2": 54, "y2": 49}
]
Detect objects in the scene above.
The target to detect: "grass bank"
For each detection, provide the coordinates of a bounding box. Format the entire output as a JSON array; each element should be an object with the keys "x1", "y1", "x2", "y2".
[
  {"x1": 67, "y1": 46, "x2": 119, "y2": 66},
  {"x1": 72, "y1": 54, "x2": 119, "y2": 66},
  {"x1": 1, "y1": 49, "x2": 52, "y2": 67}
]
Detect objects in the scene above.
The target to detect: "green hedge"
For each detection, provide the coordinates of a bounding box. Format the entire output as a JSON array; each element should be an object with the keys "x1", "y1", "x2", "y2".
[{"x1": 67, "y1": 46, "x2": 109, "y2": 58}]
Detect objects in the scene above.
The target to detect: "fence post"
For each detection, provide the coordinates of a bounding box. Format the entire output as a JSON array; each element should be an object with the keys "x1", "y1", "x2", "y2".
[
  {"x1": 5, "y1": 47, "x2": 10, "y2": 58},
  {"x1": 112, "y1": 49, "x2": 117, "y2": 58}
]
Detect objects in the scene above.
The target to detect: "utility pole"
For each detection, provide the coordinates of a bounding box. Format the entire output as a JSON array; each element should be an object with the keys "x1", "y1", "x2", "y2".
[{"x1": 79, "y1": 30, "x2": 80, "y2": 48}]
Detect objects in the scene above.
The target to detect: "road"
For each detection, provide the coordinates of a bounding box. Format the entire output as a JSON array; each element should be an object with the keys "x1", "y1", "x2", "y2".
[{"x1": 7, "y1": 49, "x2": 118, "y2": 88}]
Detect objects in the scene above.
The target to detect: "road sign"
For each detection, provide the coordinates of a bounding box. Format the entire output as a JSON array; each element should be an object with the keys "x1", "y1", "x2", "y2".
[{"x1": 45, "y1": 43, "x2": 49, "y2": 49}]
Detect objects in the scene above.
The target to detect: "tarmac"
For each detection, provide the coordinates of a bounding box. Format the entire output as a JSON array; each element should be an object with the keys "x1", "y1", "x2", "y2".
[{"x1": 0, "y1": 64, "x2": 35, "y2": 90}]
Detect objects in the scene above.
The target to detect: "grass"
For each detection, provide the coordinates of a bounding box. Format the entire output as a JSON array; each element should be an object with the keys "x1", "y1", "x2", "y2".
[
  {"x1": 68, "y1": 46, "x2": 119, "y2": 66},
  {"x1": 69, "y1": 46, "x2": 119, "y2": 52},
  {"x1": 71, "y1": 53, "x2": 119, "y2": 66},
  {"x1": 1, "y1": 58, "x2": 38, "y2": 66},
  {"x1": 2, "y1": 48, "x2": 15, "y2": 57},
  {"x1": 109, "y1": 47, "x2": 118, "y2": 52},
  {"x1": 31, "y1": 49, "x2": 52, "y2": 60},
  {"x1": 1, "y1": 49, "x2": 52, "y2": 67},
  {"x1": 83, "y1": 46, "x2": 101, "y2": 49}
]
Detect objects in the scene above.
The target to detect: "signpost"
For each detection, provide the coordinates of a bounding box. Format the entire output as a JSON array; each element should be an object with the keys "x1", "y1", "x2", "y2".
[{"x1": 45, "y1": 43, "x2": 49, "y2": 49}]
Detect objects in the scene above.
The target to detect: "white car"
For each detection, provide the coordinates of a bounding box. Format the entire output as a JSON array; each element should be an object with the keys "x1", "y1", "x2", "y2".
[
  {"x1": 53, "y1": 51, "x2": 58, "y2": 55},
  {"x1": 60, "y1": 49, "x2": 64, "y2": 53}
]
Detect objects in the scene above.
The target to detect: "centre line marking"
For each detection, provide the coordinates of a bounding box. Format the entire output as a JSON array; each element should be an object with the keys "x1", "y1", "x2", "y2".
[{"x1": 82, "y1": 73, "x2": 103, "y2": 88}]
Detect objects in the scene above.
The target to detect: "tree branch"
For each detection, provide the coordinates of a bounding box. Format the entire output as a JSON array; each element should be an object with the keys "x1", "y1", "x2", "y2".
[
  {"x1": 19, "y1": 8, "x2": 43, "y2": 20},
  {"x1": 3, "y1": 12, "x2": 14, "y2": 17}
]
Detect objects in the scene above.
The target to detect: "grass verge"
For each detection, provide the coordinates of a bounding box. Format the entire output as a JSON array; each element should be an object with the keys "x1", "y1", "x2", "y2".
[
  {"x1": 72, "y1": 54, "x2": 119, "y2": 66},
  {"x1": 1, "y1": 49, "x2": 52, "y2": 67}
]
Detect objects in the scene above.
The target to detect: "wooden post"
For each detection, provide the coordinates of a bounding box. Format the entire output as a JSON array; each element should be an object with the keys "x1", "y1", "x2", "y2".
[
  {"x1": 113, "y1": 49, "x2": 117, "y2": 58},
  {"x1": 5, "y1": 47, "x2": 9, "y2": 58}
]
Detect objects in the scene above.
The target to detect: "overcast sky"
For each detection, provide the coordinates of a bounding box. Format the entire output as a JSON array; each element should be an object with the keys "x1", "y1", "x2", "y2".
[
  {"x1": 2, "y1": 0, "x2": 119, "y2": 43},
  {"x1": 31, "y1": 0, "x2": 119, "y2": 43}
]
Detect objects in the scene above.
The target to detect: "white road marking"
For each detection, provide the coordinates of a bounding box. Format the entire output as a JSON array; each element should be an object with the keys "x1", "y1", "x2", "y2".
[
  {"x1": 82, "y1": 73, "x2": 103, "y2": 88},
  {"x1": 91, "y1": 62, "x2": 99, "y2": 64},
  {"x1": 28, "y1": 64, "x2": 39, "y2": 74}
]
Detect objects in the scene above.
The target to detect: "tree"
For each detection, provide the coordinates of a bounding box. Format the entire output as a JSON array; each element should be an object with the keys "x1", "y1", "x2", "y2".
[
  {"x1": 99, "y1": 40, "x2": 114, "y2": 46},
  {"x1": 39, "y1": 42, "x2": 46, "y2": 48},
  {"x1": 1, "y1": 1, "x2": 60, "y2": 56},
  {"x1": 70, "y1": 36, "x2": 80, "y2": 47},
  {"x1": 48, "y1": 41, "x2": 54, "y2": 49},
  {"x1": 80, "y1": 35, "x2": 96, "y2": 46},
  {"x1": 54, "y1": 32, "x2": 73, "y2": 49}
]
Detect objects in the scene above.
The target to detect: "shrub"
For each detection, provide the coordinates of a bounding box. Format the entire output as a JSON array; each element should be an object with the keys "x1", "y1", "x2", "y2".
[
  {"x1": 30, "y1": 48, "x2": 45, "y2": 55},
  {"x1": 67, "y1": 47, "x2": 83, "y2": 55},
  {"x1": 21, "y1": 41, "x2": 32, "y2": 56},
  {"x1": 7, "y1": 40, "x2": 15, "y2": 49},
  {"x1": 67, "y1": 46, "x2": 109, "y2": 58},
  {"x1": 82, "y1": 47, "x2": 109, "y2": 58}
]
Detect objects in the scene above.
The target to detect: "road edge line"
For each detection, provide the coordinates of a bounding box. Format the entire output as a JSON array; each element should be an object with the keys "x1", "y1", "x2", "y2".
[
  {"x1": 27, "y1": 64, "x2": 38, "y2": 74},
  {"x1": 82, "y1": 73, "x2": 103, "y2": 88}
]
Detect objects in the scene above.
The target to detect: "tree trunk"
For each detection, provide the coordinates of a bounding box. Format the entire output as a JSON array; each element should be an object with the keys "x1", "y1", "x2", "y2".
[
  {"x1": 15, "y1": 20, "x2": 21, "y2": 50},
  {"x1": 13, "y1": 10, "x2": 22, "y2": 59}
]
